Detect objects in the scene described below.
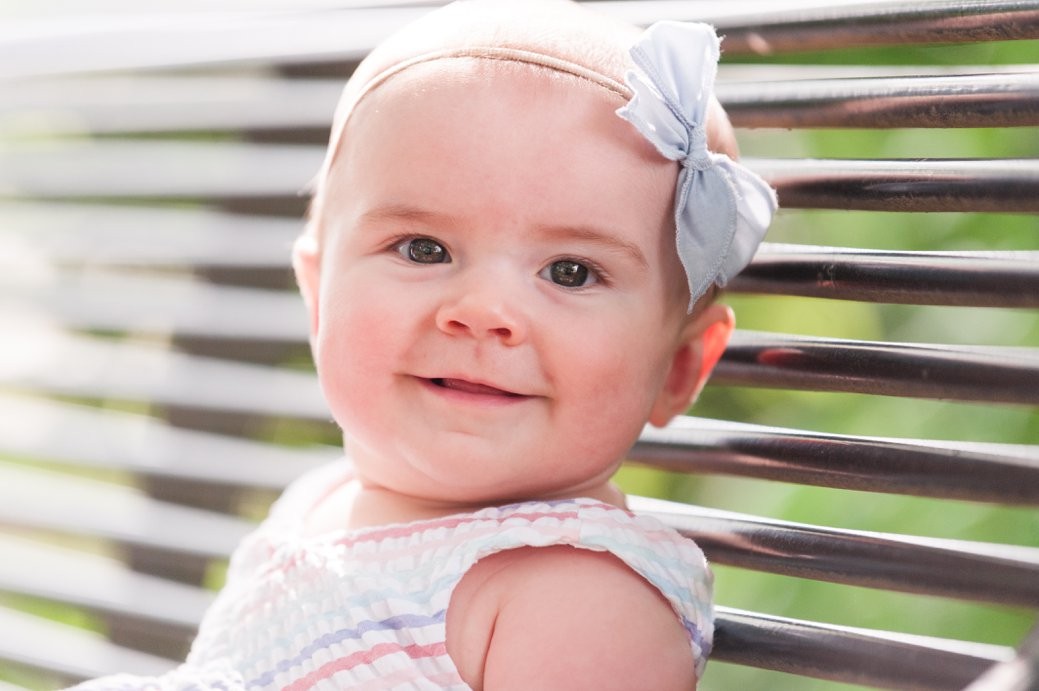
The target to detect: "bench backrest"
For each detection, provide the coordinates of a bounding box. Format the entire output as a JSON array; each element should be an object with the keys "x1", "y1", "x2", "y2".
[{"x1": 1, "y1": 2, "x2": 1037, "y2": 689}]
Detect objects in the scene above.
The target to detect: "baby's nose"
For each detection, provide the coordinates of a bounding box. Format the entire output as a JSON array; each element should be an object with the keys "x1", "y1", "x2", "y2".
[{"x1": 435, "y1": 279, "x2": 528, "y2": 346}]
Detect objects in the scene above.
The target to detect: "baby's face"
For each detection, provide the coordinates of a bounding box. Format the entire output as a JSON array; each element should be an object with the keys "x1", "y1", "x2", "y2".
[{"x1": 307, "y1": 61, "x2": 692, "y2": 504}]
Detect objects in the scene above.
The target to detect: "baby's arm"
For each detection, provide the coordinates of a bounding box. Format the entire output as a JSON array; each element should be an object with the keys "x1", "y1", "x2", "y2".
[{"x1": 448, "y1": 546, "x2": 699, "y2": 690}]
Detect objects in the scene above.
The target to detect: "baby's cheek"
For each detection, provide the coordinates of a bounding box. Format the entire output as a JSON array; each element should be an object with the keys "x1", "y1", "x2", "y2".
[
  {"x1": 316, "y1": 289, "x2": 392, "y2": 416},
  {"x1": 569, "y1": 347, "x2": 658, "y2": 439}
]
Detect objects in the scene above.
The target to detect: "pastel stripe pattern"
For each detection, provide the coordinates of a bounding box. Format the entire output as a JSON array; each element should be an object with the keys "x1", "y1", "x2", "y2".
[{"x1": 69, "y1": 462, "x2": 714, "y2": 690}]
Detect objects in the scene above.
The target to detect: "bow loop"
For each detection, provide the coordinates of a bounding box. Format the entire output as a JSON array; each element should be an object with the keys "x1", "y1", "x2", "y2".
[{"x1": 616, "y1": 21, "x2": 778, "y2": 310}]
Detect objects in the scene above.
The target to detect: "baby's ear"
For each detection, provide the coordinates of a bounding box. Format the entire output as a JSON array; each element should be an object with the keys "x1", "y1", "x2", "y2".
[
  {"x1": 292, "y1": 232, "x2": 322, "y2": 341},
  {"x1": 648, "y1": 303, "x2": 735, "y2": 427}
]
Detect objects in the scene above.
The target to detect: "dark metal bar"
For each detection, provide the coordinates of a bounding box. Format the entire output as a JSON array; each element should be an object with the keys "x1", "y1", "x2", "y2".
[
  {"x1": 9, "y1": 69, "x2": 1038, "y2": 137},
  {"x1": 748, "y1": 158, "x2": 1039, "y2": 213},
  {"x1": 707, "y1": 0, "x2": 1039, "y2": 55},
  {"x1": 630, "y1": 496, "x2": 1039, "y2": 604},
  {"x1": 0, "y1": 75, "x2": 340, "y2": 136},
  {"x1": 0, "y1": 535, "x2": 210, "y2": 634},
  {"x1": 0, "y1": 203, "x2": 297, "y2": 268},
  {"x1": 719, "y1": 71, "x2": 1039, "y2": 129},
  {"x1": 0, "y1": 605, "x2": 177, "y2": 684},
  {"x1": 4, "y1": 2, "x2": 1038, "y2": 79},
  {"x1": 714, "y1": 330, "x2": 1039, "y2": 405},
  {"x1": 0, "y1": 464, "x2": 250, "y2": 560},
  {"x1": 0, "y1": 141, "x2": 320, "y2": 213},
  {"x1": 0, "y1": 327, "x2": 329, "y2": 421},
  {"x1": 0, "y1": 394, "x2": 333, "y2": 490},
  {"x1": 0, "y1": 7, "x2": 414, "y2": 79},
  {"x1": 632, "y1": 417, "x2": 1039, "y2": 504},
  {"x1": 712, "y1": 606, "x2": 1011, "y2": 690},
  {"x1": 732, "y1": 245, "x2": 1039, "y2": 308},
  {"x1": 6, "y1": 145, "x2": 1038, "y2": 216},
  {"x1": 6, "y1": 271, "x2": 309, "y2": 342}
]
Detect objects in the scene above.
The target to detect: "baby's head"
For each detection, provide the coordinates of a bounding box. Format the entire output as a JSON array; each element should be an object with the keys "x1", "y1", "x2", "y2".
[
  {"x1": 306, "y1": 0, "x2": 742, "y2": 292},
  {"x1": 294, "y1": 0, "x2": 775, "y2": 504}
]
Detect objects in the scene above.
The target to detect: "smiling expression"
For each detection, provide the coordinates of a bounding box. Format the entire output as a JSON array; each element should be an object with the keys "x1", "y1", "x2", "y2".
[{"x1": 302, "y1": 59, "x2": 698, "y2": 505}]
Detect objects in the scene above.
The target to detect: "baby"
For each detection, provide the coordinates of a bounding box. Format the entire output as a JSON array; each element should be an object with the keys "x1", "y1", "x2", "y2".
[{"x1": 72, "y1": 0, "x2": 775, "y2": 689}]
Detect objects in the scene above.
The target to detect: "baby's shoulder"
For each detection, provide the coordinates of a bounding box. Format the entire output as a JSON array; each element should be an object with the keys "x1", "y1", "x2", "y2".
[{"x1": 446, "y1": 545, "x2": 699, "y2": 690}]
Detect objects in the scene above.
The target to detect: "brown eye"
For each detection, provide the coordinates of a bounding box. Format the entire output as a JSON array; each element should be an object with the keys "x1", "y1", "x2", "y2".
[
  {"x1": 400, "y1": 237, "x2": 449, "y2": 264},
  {"x1": 545, "y1": 260, "x2": 592, "y2": 288}
]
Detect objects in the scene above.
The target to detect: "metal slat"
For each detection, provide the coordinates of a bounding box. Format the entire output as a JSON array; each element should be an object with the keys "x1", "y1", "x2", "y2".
[
  {"x1": 753, "y1": 158, "x2": 1039, "y2": 213},
  {"x1": 5, "y1": 143, "x2": 1039, "y2": 215},
  {"x1": 630, "y1": 496, "x2": 1039, "y2": 605},
  {"x1": 704, "y1": 0, "x2": 1039, "y2": 55},
  {"x1": 0, "y1": 606, "x2": 176, "y2": 683},
  {"x1": 1, "y1": 323, "x2": 328, "y2": 420},
  {"x1": 0, "y1": 534, "x2": 212, "y2": 633},
  {"x1": 0, "y1": 140, "x2": 322, "y2": 205},
  {"x1": 0, "y1": 463, "x2": 251, "y2": 559},
  {"x1": 634, "y1": 417, "x2": 1039, "y2": 504},
  {"x1": 3, "y1": 2, "x2": 1038, "y2": 77},
  {"x1": 0, "y1": 6, "x2": 419, "y2": 79},
  {"x1": 7, "y1": 68, "x2": 1038, "y2": 137},
  {"x1": 712, "y1": 606, "x2": 1012, "y2": 690},
  {"x1": 0, "y1": 394, "x2": 334, "y2": 489},
  {"x1": 731, "y1": 245, "x2": 1039, "y2": 308},
  {"x1": 2, "y1": 271, "x2": 309, "y2": 342},
  {"x1": 715, "y1": 331, "x2": 1039, "y2": 405},
  {"x1": 720, "y1": 71, "x2": 1039, "y2": 129},
  {"x1": 0, "y1": 202, "x2": 297, "y2": 269},
  {"x1": 0, "y1": 75, "x2": 340, "y2": 137},
  {"x1": 5, "y1": 321, "x2": 1038, "y2": 412},
  {"x1": 11, "y1": 250, "x2": 1034, "y2": 338}
]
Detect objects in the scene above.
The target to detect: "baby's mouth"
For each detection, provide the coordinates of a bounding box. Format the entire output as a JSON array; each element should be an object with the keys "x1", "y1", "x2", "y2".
[{"x1": 430, "y1": 378, "x2": 523, "y2": 398}]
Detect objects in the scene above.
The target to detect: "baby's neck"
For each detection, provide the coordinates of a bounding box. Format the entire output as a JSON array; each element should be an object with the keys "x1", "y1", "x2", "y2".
[{"x1": 301, "y1": 473, "x2": 627, "y2": 537}]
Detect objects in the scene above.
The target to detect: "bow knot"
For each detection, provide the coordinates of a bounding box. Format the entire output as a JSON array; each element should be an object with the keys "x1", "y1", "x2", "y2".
[{"x1": 616, "y1": 21, "x2": 778, "y2": 311}]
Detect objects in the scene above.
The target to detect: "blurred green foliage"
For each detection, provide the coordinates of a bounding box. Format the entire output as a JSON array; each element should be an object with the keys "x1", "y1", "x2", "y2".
[{"x1": 614, "y1": 35, "x2": 1039, "y2": 691}]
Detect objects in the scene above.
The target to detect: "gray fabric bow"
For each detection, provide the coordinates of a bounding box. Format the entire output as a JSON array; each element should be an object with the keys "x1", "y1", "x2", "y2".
[{"x1": 616, "y1": 21, "x2": 778, "y2": 311}]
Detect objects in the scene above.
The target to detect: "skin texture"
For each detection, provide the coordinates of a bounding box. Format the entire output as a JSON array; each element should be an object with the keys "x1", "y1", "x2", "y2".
[{"x1": 293, "y1": 59, "x2": 732, "y2": 689}]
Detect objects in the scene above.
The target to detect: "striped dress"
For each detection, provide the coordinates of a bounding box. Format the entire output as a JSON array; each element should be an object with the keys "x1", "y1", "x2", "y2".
[{"x1": 73, "y1": 462, "x2": 714, "y2": 690}]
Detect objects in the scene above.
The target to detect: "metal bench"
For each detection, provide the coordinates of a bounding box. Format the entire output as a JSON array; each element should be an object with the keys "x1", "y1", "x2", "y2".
[{"x1": 1, "y1": 1, "x2": 1037, "y2": 689}]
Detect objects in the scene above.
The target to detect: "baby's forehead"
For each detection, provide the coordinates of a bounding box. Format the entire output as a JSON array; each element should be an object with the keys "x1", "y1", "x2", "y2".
[{"x1": 324, "y1": 1, "x2": 638, "y2": 156}]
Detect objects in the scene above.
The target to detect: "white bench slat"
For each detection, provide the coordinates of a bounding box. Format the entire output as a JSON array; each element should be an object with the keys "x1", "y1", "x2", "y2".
[
  {"x1": 0, "y1": 463, "x2": 252, "y2": 559},
  {"x1": 0, "y1": 75, "x2": 341, "y2": 136},
  {"x1": 0, "y1": 393, "x2": 334, "y2": 489},
  {"x1": 0, "y1": 202, "x2": 297, "y2": 268},
  {"x1": 0, "y1": 534, "x2": 212, "y2": 631},
  {"x1": 0, "y1": 140, "x2": 323, "y2": 200},
  {"x1": 0, "y1": 605, "x2": 177, "y2": 681},
  {"x1": 2, "y1": 270, "x2": 308, "y2": 342},
  {"x1": 1, "y1": 321, "x2": 328, "y2": 420}
]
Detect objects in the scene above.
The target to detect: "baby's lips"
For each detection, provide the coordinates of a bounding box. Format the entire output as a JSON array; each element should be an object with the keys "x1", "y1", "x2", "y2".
[{"x1": 433, "y1": 377, "x2": 524, "y2": 397}]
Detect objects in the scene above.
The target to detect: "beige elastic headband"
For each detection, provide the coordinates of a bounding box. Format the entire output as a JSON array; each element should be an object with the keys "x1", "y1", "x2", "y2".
[{"x1": 317, "y1": 46, "x2": 632, "y2": 188}]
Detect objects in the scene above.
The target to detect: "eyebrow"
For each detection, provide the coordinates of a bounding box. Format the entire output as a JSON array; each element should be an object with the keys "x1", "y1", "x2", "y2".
[
  {"x1": 537, "y1": 224, "x2": 649, "y2": 270},
  {"x1": 358, "y1": 204, "x2": 649, "y2": 269},
  {"x1": 358, "y1": 204, "x2": 451, "y2": 227}
]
